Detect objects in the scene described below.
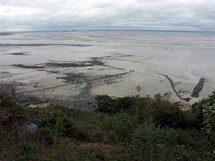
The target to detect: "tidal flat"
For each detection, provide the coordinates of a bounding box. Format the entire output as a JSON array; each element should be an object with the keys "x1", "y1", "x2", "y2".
[{"x1": 0, "y1": 31, "x2": 215, "y2": 109}]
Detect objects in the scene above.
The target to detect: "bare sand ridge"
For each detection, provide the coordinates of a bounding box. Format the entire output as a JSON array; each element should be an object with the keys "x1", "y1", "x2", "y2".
[{"x1": 0, "y1": 31, "x2": 215, "y2": 109}]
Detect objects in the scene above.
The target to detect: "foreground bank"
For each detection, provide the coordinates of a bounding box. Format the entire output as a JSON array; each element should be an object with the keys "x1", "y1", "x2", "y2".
[{"x1": 1, "y1": 90, "x2": 215, "y2": 161}]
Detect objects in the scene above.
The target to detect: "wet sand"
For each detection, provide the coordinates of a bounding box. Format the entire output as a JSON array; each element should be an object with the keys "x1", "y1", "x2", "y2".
[{"x1": 0, "y1": 31, "x2": 215, "y2": 109}]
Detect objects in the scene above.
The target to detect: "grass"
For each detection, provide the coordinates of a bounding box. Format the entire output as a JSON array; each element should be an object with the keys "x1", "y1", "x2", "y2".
[{"x1": 0, "y1": 92, "x2": 215, "y2": 160}]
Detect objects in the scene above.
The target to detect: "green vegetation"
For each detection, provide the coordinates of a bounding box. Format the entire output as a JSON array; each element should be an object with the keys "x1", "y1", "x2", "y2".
[
  {"x1": 1, "y1": 92, "x2": 215, "y2": 160},
  {"x1": 202, "y1": 97, "x2": 215, "y2": 142}
]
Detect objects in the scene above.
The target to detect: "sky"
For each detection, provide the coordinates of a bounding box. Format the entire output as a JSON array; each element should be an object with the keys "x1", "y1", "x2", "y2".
[{"x1": 0, "y1": 0, "x2": 215, "y2": 31}]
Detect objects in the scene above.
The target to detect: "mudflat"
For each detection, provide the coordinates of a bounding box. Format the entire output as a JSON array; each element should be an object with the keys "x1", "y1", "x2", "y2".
[{"x1": 0, "y1": 31, "x2": 215, "y2": 109}]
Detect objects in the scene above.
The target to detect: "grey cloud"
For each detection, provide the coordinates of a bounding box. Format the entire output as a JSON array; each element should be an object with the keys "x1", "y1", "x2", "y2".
[{"x1": 0, "y1": 0, "x2": 215, "y2": 31}]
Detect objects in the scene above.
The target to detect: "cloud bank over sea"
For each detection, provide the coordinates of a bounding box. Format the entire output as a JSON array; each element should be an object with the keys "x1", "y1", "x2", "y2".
[{"x1": 0, "y1": 0, "x2": 215, "y2": 31}]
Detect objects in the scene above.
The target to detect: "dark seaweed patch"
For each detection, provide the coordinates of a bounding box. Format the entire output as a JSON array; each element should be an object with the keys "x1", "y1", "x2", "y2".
[
  {"x1": 7, "y1": 52, "x2": 29, "y2": 56},
  {"x1": 0, "y1": 44, "x2": 91, "y2": 47},
  {"x1": 12, "y1": 64, "x2": 45, "y2": 69},
  {"x1": 45, "y1": 59, "x2": 104, "y2": 68}
]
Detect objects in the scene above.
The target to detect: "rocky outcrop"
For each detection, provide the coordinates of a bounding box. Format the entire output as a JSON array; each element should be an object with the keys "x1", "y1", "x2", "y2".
[{"x1": 191, "y1": 78, "x2": 205, "y2": 98}]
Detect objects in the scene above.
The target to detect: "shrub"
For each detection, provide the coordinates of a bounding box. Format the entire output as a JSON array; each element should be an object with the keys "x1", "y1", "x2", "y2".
[
  {"x1": 111, "y1": 96, "x2": 135, "y2": 113},
  {"x1": 103, "y1": 112, "x2": 138, "y2": 143},
  {"x1": 77, "y1": 147, "x2": 105, "y2": 161},
  {"x1": 95, "y1": 95, "x2": 149, "y2": 114},
  {"x1": 195, "y1": 92, "x2": 215, "y2": 126},
  {"x1": 202, "y1": 101, "x2": 215, "y2": 142},
  {"x1": 146, "y1": 94, "x2": 198, "y2": 129},
  {"x1": 200, "y1": 92, "x2": 215, "y2": 107},
  {"x1": 111, "y1": 124, "x2": 213, "y2": 161},
  {"x1": 9, "y1": 141, "x2": 38, "y2": 161},
  {"x1": 0, "y1": 94, "x2": 26, "y2": 127},
  {"x1": 95, "y1": 95, "x2": 114, "y2": 114},
  {"x1": 38, "y1": 127, "x2": 54, "y2": 145},
  {"x1": 43, "y1": 138, "x2": 74, "y2": 161},
  {"x1": 36, "y1": 106, "x2": 86, "y2": 140},
  {"x1": 142, "y1": 125, "x2": 212, "y2": 160}
]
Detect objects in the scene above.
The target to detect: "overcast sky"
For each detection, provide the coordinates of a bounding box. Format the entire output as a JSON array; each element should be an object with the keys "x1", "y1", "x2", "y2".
[{"x1": 0, "y1": 0, "x2": 215, "y2": 31}]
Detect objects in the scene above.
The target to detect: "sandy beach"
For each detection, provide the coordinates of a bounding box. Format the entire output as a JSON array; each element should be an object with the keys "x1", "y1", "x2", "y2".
[{"x1": 0, "y1": 31, "x2": 215, "y2": 109}]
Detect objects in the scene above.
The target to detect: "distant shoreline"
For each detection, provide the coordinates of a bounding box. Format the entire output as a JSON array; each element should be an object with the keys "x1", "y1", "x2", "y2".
[{"x1": 1, "y1": 29, "x2": 215, "y2": 34}]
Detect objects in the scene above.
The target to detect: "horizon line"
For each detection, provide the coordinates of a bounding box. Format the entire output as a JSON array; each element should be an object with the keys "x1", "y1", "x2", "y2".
[{"x1": 1, "y1": 29, "x2": 215, "y2": 33}]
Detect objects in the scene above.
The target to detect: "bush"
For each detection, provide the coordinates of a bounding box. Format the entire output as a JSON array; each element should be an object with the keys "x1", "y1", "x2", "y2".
[
  {"x1": 95, "y1": 95, "x2": 149, "y2": 114},
  {"x1": 78, "y1": 147, "x2": 105, "y2": 161},
  {"x1": 103, "y1": 112, "x2": 138, "y2": 143},
  {"x1": 95, "y1": 95, "x2": 114, "y2": 114},
  {"x1": 9, "y1": 141, "x2": 38, "y2": 161},
  {"x1": 200, "y1": 92, "x2": 215, "y2": 107},
  {"x1": 196, "y1": 92, "x2": 215, "y2": 143},
  {"x1": 146, "y1": 94, "x2": 199, "y2": 129},
  {"x1": 43, "y1": 138, "x2": 74, "y2": 161},
  {"x1": 110, "y1": 124, "x2": 213, "y2": 161},
  {"x1": 36, "y1": 106, "x2": 86, "y2": 140},
  {"x1": 202, "y1": 101, "x2": 215, "y2": 142},
  {"x1": 38, "y1": 127, "x2": 54, "y2": 145},
  {"x1": 0, "y1": 94, "x2": 26, "y2": 127}
]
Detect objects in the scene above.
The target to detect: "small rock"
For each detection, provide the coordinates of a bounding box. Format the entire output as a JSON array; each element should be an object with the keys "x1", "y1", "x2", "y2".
[
  {"x1": 24, "y1": 103, "x2": 31, "y2": 106},
  {"x1": 136, "y1": 86, "x2": 141, "y2": 92},
  {"x1": 19, "y1": 99, "x2": 27, "y2": 103},
  {"x1": 184, "y1": 97, "x2": 191, "y2": 102},
  {"x1": 87, "y1": 102, "x2": 93, "y2": 105},
  {"x1": 192, "y1": 102, "x2": 199, "y2": 108}
]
